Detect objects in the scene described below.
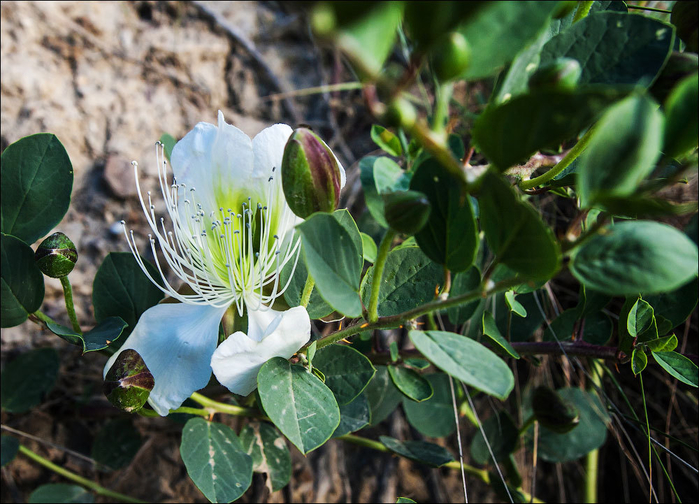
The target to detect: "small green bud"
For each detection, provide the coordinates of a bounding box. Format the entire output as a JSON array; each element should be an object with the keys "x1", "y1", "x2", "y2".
[
  {"x1": 383, "y1": 97, "x2": 417, "y2": 130},
  {"x1": 553, "y1": 1, "x2": 577, "y2": 19},
  {"x1": 34, "y1": 232, "x2": 78, "y2": 278},
  {"x1": 532, "y1": 386, "x2": 580, "y2": 434},
  {"x1": 310, "y1": 2, "x2": 336, "y2": 38},
  {"x1": 431, "y1": 32, "x2": 472, "y2": 82},
  {"x1": 282, "y1": 128, "x2": 342, "y2": 219},
  {"x1": 528, "y1": 58, "x2": 582, "y2": 92},
  {"x1": 382, "y1": 190, "x2": 431, "y2": 235},
  {"x1": 103, "y1": 349, "x2": 154, "y2": 413}
]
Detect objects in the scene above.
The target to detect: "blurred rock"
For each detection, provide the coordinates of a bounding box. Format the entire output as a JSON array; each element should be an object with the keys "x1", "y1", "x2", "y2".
[{"x1": 104, "y1": 155, "x2": 137, "y2": 199}]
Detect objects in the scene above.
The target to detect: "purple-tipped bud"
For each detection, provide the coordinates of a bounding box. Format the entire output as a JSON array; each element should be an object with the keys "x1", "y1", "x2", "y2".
[
  {"x1": 282, "y1": 128, "x2": 342, "y2": 218},
  {"x1": 103, "y1": 349, "x2": 154, "y2": 413}
]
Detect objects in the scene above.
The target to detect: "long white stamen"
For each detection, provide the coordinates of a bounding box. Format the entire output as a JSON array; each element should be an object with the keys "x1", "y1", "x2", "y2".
[{"x1": 122, "y1": 147, "x2": 302, "y2": 313}]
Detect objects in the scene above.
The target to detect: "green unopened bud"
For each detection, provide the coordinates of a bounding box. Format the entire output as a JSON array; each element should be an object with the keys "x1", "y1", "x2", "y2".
[
  {"x1": 528, "y1": 58, "x2": 582, "y2": 92},
  {"x1": 103, "y1": 349, "x2": 154, "y2": 413},
  {"x1": 532, "y1": 386, "x2": 580, "y2": 434},
  {"x1": 383, "y1": 97, "x2": 417, "y2": 130},
  {"x1": 431, "y1": 32, "x2": 471, "y2": 82},
  {"x1": 282, "y1": 128, "x2": 342, "y2": 219},
  {"x1": 383, "y1": 190, "x2": 431, "y2": 235},
  {"x1": 34, "y1": 232, "x2": 78, "y2": 278}
]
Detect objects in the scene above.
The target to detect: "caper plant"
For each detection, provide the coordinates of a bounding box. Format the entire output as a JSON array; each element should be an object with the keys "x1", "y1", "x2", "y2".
[{"x1": 2, "y1": 2, "x2": 698, "y2": 503}]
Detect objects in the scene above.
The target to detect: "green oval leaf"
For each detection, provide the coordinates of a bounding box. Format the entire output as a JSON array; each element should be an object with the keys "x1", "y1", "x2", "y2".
[
  {"x1": 458, "y1": 2, "x2": 560, "y2": 80},
  {"x1": 257, "y1": 357, "x2": 340, "y2": 454},
  {"x1": 387, "y1": 366, "x2": 433, "y2": 402},
  {"x1": 473, "y1": 89, "x2": 625, "y2": 171},
  {"x1": 577, "y1": 94, "x2": 664, "y2": 207},
  {"x1": 297, "y1": 213, "x2": 362, "y2": 317},
  {"x1": 1, "y1": 134, "x2": 73, "y2": 244},
  {"x1": 651, "y1": 351, "x2": 698, "y2": 387},
  {"x1": 364, "y1": 365, "x2": 403, "y2": 425},
  {"x1": 409, "y1": 330, "x2": 514, "y2": 400},
  {"x1": 180, "y1": 418, "x2": 253, "y2": 503},
  {"x1": 371, "y1": 125, "x2": 403, "y2": 157},
  {"x1": 663, "y1": 72, "x2": 698, "y2": 160},
  {"x1": 379, "y1": 436, "x2": 454, "y2": 467},
  {"x1": 631, "y1": 347, "x2": 648, "y2": 375},
  {"x1": 409, "y1": 159, "x2": 478, "y2": 271},
  {"x1": 360, "y1": 157, "x2": 411, "y2": 228},
  {"x1": 240, "y1": 422, "x2": 291, "y2": 493},
  {"x1": 1, "y1": 232, "x2": 45, "y2": 328},
  {"x1": 540, "y1": 11, "x2": 675, "y2": 86},
  {"x1": 1, "y1": 348, "x2": 59, "y2": 413},
  {"x1": 570, "y1": 221, "x2": 699, "y2": 295},
  {"x1": 447, "y1": 266, "x2": 482, "y2": 325},
  {"x1": 312, "y1": 344, "x2": 376, "y2": 405},
  {"x1": 536, "y1": 388, "x2": 609, "y2": 462},
  {"x1": 47, "y1": 316, "x2": 127, "y2": 354},
  {"x1": 479, "y1": 172, "x2": 560, "y2": 281},
  {"x1": 92, "y1": 253, "x2": 164, "y2": 340},
  {"x1": 361, "y1": 246, "x2": 442, "y2": 317},
  {"x1": 360, "y1": 232, "x2": 378, "y2": 263},
  {"x1": 29, "y1": 484, "x2": 94, "y2": 503},
  {"x1": 280, "y1": 252, "x2": 334, "y2": 319},
  {"x1": 402, "y1": 373, "x2": 457, "y2": 438},
  {"x1": 482, "y1": 311, "x2": 520, "y2": 359},
  {"x1": 332, "y1": 392, "x2": 371, "y2": 438}
]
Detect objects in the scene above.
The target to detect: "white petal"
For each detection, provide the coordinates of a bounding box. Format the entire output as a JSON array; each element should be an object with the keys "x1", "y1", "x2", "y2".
[
  {"x1": 211, "y1": 110, "x2": 255, "y2": 195},
  {"x1": 103, "y1": 303, "x2": 227, "y2": 416},
  {"x1": 170, "y1": 120, "x2": 219, "y2": 212},
  {"x1": 171, "y1": 111, "x2": 256, "y2": 212},
  {"x1": 252, "y1": 123, "x2": 293, "y2": 180},
  {"x1": 211, "y1": 306, "x2": 311, "y2": 396}
]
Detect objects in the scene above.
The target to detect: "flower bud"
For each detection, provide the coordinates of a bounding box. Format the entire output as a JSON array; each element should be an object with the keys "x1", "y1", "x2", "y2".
[
  {"x1": 383, "y1": 190, "x2": 431, "y2": 235},
  {"x1": 103, "y1": 349, "x2": 154, "y2": 413},
  {"x1": 532, "y1": 386, "x2": 580, "y2": 434},
  {"x1": 383, "y1": 97, "x2": 417, "y2": 130},
  {"x1": 282, "y1": 128, "x2": 342, "y2": 219},
  {"x1": 34, "y1": 231, "x2": 78, "y2": 278},
  {"x1": 528, "y1": 58, "x2": 582, "y2": 92},
  {"x1": 431, "y1": 32, "x2": 472, "y2": 83}
]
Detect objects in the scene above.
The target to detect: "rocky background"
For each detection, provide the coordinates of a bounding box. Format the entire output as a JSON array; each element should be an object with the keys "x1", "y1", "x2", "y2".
[{"x1": 1, "y1": 2, "x2": 469, "y2": 502}]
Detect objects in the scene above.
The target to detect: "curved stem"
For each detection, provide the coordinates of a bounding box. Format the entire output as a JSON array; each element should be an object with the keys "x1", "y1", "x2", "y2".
[
  {"x1": 30, "y1": 309, "x2": 56, "y2": 326},
  {"x1": 137, "y1": 406, "x2": 209, "y2": 418},
  {"x1": 300, "y1": 275, "x2": 315, "y2": 308},
  {"x1": 432, "y1": 81, "x2": 453, "y2": 136},
  {"x1": 368, "y1": 229, "x2": 396, "y2": 322},
  {"x1": 189, "y1": 392, "x2": 268, "y2": 419},
  {"x1": 313, "y1": 277, "x2": 523, "y2": 351},
  {"x1": 18, "y1": 445, "x2": 145, "y2": 503},
  {"x1": 519, "y1": 122, "x2": 599, "y2": 190},
  {"x1": 60, "y1": 276, "x2": 81, "y2": 334}
]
